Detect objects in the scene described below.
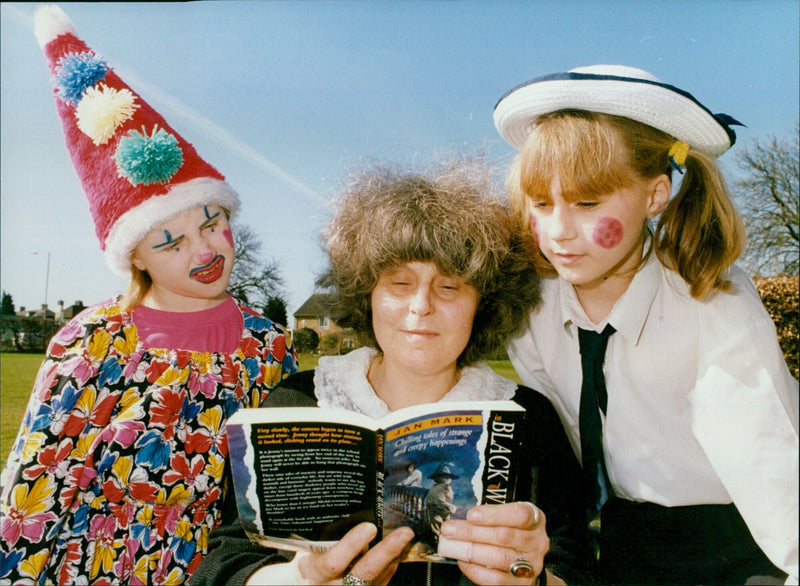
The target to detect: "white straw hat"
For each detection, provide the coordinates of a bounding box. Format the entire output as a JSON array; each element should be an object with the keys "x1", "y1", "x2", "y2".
[{"x1": 493, "y1": 65, "x2": 743, "y2": 157}]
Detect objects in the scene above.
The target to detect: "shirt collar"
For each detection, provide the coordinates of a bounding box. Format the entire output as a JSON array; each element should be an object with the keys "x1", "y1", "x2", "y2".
[{"x1": 558, "y1": 252, "x2": 662, "y2": 346}]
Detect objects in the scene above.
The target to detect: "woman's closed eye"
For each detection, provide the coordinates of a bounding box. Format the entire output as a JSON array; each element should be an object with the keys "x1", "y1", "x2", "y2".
[{"x1": 436, "y1": 279, "x2": 466, "y2": 296}]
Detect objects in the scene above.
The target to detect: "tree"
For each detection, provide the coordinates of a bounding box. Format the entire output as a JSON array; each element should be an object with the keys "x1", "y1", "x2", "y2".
[
  {"x1": 733, "y1": 124, "x2": 799, "y2": 275},
  {"x1": 227, "y1": 223, "x2": 285, "y2": 308},
  {"x1": 263, "y1": 295, "x2": 288, "y2": 326},
  {"x1": 1, "y1": 291, "x2": 14, "y2": 315},
  {"x1": 319, "y1": 333, "x2": 342, "y2": 355},
  {"x1": 294, "y1": 327, "x2": 320, "y2": 353}
]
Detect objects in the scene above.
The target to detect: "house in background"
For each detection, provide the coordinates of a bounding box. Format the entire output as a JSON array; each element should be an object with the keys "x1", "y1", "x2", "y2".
[
  {"x1": 293, "y1": 292, "x2": 357, "y2": 353},
  {"x1": 57, "y1": 300, "x2": 86, "y2": 321},
  {"x1": 16, "y1": 304, "x2": 55, "y2": 319}
]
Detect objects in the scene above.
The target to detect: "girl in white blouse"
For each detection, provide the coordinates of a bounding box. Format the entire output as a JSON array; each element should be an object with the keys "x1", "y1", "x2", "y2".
[{"x1": 493, "y1": 64, "x2": 798, "y2": 584}]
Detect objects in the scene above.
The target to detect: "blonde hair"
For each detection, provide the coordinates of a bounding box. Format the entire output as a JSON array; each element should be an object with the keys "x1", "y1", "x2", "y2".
[
  {"x1": 508, "y1": 110, "x2": 745, "y2": 298},
  {"x1": 321, "y1": 156, "x2": 540, "y2": 367},
  {"x1": 119, "y1": 267, "x2": 152, "y2": 312}
]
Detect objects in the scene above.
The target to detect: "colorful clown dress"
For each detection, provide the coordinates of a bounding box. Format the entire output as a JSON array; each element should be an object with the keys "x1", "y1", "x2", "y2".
[{"x1": 0, "y1": 297, "x2": 297, "y2": 585}]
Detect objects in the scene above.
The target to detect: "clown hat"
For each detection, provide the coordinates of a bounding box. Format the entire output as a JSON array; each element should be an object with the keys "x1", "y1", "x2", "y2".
[
  {"x1": 34, "y1": 4, "x2": 240, "y2": 276},
  {"x1": 494, "y1": 64, "x2": 743, "y2": 157}
]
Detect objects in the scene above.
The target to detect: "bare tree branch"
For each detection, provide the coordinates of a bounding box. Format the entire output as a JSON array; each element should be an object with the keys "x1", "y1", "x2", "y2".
[
  {"x1": 733, "y1": 124, "x2": 799, "y2": 276},
  {"x1": 227, "y1": 223, "x2": 285, "y2": 309}
]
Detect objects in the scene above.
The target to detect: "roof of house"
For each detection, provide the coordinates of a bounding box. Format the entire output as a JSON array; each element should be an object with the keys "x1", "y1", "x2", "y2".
[{"x1": 293, "y1": 292, "x2": 336, "y2": 318}]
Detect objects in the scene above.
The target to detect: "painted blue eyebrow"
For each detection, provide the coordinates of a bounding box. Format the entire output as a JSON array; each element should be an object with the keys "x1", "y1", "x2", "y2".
[
  {"x1": 151, "y1": 229, "x2": 184, "y2": 249},
  {"x1": 200, "y1": 206, "x2": 222, "y2": 229},
  {"x1": 203, "y1": 206, "x2": 221, "y2": 221}
]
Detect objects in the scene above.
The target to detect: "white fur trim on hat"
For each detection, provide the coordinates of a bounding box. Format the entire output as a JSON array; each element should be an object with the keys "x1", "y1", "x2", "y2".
[
  {"x1": 494, "y1": 64, "x2": 741, "y2": 157},
  {"x1": 103, "y1": 177, "x2": 240, "y2": 276}
]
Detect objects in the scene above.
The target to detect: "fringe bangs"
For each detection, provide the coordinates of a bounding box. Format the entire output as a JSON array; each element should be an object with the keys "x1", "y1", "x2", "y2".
[{"x1": 519, "y1": 110, "x2": 637, "y2": 202}]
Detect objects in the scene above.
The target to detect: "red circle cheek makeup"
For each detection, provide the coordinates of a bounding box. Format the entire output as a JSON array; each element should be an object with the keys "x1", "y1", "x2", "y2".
[
  {"x1": 530, "y1": 213, "x2": 541, "y2": 245},
  {"x1": 593, "y1": 217, "x2": 623, "y2": 249}
]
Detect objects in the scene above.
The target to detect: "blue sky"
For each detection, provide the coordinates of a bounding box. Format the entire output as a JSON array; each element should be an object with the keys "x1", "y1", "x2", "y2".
[{"x1": 2, "y1": 1, "x2": 798, "y2": 322}]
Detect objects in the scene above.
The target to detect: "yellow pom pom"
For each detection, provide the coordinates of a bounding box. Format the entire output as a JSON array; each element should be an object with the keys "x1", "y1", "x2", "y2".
[
  {"x1": 668, "y1": 140, "x2": 690, "y2": 166},
  {"x1": 75, "y1": 84, "x2": 139, "y2": 145}
]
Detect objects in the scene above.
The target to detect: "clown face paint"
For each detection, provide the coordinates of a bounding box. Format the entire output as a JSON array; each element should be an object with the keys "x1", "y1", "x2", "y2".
[
  {"x1": 592, "y1": 217, "x2": 624, "y2": 249},
  {"x1": 527, "y1": 175, "x2": 654, "y2": 299},
  {"x1": 131, "y1": 204, "x2": 235, "y2": 311}
]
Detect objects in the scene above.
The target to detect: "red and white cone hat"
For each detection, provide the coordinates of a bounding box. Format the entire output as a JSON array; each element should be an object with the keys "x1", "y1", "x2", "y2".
[{"x1": 34, "y1": 4, "x2": 240, "y2": 276}]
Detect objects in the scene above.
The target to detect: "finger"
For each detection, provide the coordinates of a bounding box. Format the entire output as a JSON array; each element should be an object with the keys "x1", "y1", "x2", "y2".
[
  {"x1": 440, "y1": 520, "x2": 547, "y2": 555},
  {"x1": 300, "y1": 522, "x2": 377, "y2": 582},
  {"x1": 458, "y1": 559, "x2": 541, "y2": 586},
  {"x1": 371, "y1": 560, "x2": 402, "y2": 586},
  {"x1": 452, "y1": 540, "x2": 544, "y2": 575},
  {"x1": 466, "y1": 501, "x2": 542, "y2": 528},
  {"x1": 437, "y1": 536, "x2": 474, "y2": 563},
  {"x1": 348, "y1": 526, "x2": 415, "y2": 584}
]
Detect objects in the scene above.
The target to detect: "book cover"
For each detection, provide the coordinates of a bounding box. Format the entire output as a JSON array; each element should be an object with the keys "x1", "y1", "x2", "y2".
[{"x1": 227, "y1": 400, "x2": 525, "y2": 562}]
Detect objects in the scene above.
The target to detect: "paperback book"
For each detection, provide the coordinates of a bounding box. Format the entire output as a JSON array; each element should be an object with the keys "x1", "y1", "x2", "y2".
[{"x1": 227, "y1": 400, "x2": 526, "y2": 562}]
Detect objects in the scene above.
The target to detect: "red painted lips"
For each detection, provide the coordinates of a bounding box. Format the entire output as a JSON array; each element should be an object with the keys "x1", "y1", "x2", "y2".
[{"x1": 190, "y1": 255, "x2": 225, "y2": 283}]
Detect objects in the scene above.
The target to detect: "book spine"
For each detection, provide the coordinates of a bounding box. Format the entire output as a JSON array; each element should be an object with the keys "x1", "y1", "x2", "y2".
[
  {"x1": 481, "y1": 409, "x2": 525, "y2": 504},
  {"x1": 375, "y1": 431, "x2": 385, "y2": 535}
]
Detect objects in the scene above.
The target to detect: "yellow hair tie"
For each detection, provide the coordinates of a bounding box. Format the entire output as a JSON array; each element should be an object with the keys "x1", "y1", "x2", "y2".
[{"x1": 668, "y1": 140, "x2": 690, "y2": 173}]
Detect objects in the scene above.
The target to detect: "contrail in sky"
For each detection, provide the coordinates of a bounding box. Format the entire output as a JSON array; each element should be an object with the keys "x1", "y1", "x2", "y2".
[{"x1": 123, "y1": 70, "x2": 326, "y2": 206}]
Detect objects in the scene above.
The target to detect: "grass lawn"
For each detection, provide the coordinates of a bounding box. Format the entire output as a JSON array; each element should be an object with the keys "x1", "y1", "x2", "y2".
[
  {"x1": 1, "y1": 353, "x2": 45, "y2": 465},
  {"x1": 0, "y1": 351, "x2": 519, "y2": 465}
]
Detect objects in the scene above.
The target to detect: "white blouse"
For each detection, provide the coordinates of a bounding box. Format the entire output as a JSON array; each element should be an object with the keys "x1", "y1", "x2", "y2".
[
  {"x1": 508, "y1": 254, "x2": 799, "y2": 580},
  {"x1": 313, "y1": 346, "x2": 517, "y2": 419}
]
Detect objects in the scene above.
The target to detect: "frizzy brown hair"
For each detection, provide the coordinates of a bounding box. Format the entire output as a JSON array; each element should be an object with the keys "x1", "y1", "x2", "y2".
[
  {"x1": 319, "y1": 156, "x2": 541, "y2": 367},
  {"x1": 508, "y1": 110, "x2": 745, "y2": 298}
]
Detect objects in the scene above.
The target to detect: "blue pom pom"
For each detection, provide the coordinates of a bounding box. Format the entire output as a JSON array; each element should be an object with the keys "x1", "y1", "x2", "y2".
[
  {"x1": 115, "y1": 125, "x2": 184, "y2": 186},
  {"x1": 54, "y1": 52, "x2": 110, "y2": 106}
]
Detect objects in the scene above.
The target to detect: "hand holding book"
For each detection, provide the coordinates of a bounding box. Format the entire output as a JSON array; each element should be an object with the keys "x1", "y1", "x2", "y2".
[
  {"x1": 227, "y1": 400, "x2": 526, "y2": 561},
  {"x1": 247, "y1": 522, "x2": 415, "y2": 586}
]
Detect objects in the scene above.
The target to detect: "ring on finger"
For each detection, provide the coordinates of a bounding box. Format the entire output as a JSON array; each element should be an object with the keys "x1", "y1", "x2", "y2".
[
  {"x1": 509, "y1": 554, "x2": 534, "y2": 579},
  {"x1": 343, "y1": 572, "x2": 372, "y2": 586}
]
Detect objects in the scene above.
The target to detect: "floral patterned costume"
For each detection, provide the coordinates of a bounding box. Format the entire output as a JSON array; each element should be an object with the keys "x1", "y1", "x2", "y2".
[{"x1": 0, "y1": 297, "x2": 297, "y2": 585}]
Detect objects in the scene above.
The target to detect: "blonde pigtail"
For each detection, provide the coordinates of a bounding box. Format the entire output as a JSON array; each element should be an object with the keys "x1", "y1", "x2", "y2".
[{"x1": 654, "y1": 148, "x2": 745, "y2": 298}]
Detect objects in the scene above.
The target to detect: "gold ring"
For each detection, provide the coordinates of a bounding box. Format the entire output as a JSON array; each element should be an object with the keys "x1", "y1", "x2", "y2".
[{"x1": 509, "y1": 554, "x2": 534, "y2": 578}]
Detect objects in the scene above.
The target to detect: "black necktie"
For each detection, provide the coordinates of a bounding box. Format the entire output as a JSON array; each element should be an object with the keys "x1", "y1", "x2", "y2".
[{"x1": 578, "y1": 325, "x2": 616, "y2": 521}]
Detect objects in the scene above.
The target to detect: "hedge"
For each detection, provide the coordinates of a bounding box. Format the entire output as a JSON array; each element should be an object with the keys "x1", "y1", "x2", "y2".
[{"x1": 754, "y1": 276, "x2": 799, "y2": 380}]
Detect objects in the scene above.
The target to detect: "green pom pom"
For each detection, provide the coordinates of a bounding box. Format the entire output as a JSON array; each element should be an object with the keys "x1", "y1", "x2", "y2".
[{"x1": 115, "y1": 125, "x2": 183, "y2": 186}]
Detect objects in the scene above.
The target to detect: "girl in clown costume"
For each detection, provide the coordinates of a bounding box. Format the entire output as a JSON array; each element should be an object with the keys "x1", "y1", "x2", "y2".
[{"x1": 0, "y1": 6, "x2": 297, "y2": 585}]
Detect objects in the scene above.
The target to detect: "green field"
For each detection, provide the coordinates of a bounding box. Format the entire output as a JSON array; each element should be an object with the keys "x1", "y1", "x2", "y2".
[
  {"x1": 1, "y1": 353, "x2": 45, "y2": 465},
  {"x1": 0, "y1": 352, "x2": 520, "y2": 464}
]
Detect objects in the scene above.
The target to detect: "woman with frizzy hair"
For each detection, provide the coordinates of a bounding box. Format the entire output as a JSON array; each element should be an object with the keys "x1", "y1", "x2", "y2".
[{"x1": 193, "y1": 158, "x2": 595, "y2": 586}]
